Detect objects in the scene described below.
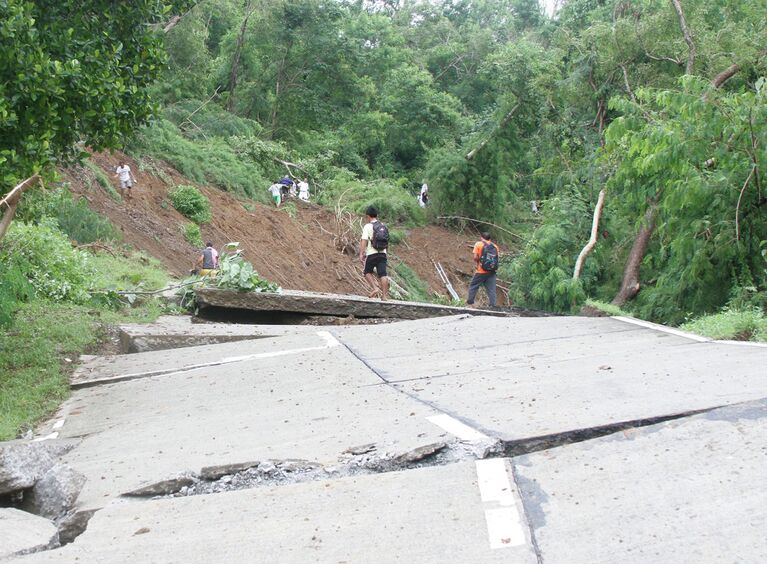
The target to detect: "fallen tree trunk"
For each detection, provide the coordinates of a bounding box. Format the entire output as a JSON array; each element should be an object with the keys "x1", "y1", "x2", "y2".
[
  {"x1": 0, "y1": 175, "x2": 40, "y2": 243},
  {"x1": 611, "y1": 201, "x2": 658, "y2": 307}
]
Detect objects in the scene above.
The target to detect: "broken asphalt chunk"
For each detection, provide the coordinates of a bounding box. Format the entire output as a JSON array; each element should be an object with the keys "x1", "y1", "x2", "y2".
[
  {"x1": 200, "y1": 461, "x2": 260, "y2": 481},
  {"x1": 123, "y1": 473, "x2": 197, "y2": 497},
  {"x1": 392, "y1": 442, "x2": 448, "y2": 465}
]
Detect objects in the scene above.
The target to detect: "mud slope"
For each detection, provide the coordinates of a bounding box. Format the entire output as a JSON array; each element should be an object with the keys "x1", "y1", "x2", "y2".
[{"x1": 64, "y1": 152, "x2": 485, "y2": 300}]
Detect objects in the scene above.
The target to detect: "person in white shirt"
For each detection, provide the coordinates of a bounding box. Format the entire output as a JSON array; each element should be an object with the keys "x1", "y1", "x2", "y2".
[
  {"x1": 358, "y1": 206, "x2": 389, "y2": 300},
  {"x1": 298, "y1": 178, "x2": 310, "y2": 201},
  {"x1": 419, "y1": 182, "x2": 428, "y2": 208},
  {"x1": 114, "y1": 162, "x2": 137, "y2": 199},
  {"x1": 269, "y1": 183, "x2": 282, "y2": 207}
]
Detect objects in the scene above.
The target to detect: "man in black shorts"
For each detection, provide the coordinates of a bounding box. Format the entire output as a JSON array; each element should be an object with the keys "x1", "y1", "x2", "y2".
[{"x1": 358, "y1": 206, "x2": 390, "y2": 300}]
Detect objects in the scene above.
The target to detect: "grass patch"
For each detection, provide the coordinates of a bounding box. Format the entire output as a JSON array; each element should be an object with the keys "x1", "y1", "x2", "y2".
[
  {"x1": 0, "y1": 249, "x2": 172, "y2": 440},
  {"x1": 680, "y1": 309, "x2": 767, "y2": 342},
  {"x1": 0, "y1": 303, "x2": 99, "y2": 440},
  {"x1": 583, "y1": 299, "x2": 629, "y2": 317},
  {"x1": 390, "y1": 260, "x2": 432, "y2": 302},
  {"x1": 182, "y1": 223, "x2": 204, "y2": 247},
  {"x1": 89, "y1": 250, "x2": 169, "y2": 292},
  {"x1": 83, "y1": 160, "x2": 122, "y2": 201}
]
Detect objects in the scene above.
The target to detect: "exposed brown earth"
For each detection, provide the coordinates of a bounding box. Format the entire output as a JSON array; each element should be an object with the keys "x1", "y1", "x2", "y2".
[{"x1": 63, "y1": 152, "x2": 496, "y2": 303}]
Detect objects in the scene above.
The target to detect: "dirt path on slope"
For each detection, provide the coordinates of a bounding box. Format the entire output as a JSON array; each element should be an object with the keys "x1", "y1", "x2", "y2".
[{"x1": 64, "y1": 152, "x2": 486, "y2": 301}]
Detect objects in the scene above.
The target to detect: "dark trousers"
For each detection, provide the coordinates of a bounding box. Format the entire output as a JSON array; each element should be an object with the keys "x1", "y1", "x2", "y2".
[{"x1": 467, "y1": 272, "x2": 497, "y2": 307}]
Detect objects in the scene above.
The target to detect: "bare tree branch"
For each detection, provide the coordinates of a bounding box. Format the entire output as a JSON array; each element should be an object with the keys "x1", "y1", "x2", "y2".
[
  {"x1": 437, "y1": 215, "x2": 527, "y2": 242},
  {"x1": 466, "y1": 103, "x2": 521, "y2": 161},
  {"x1": 711, "y1": 63, "x2": 740, "y2": 89},
  {"x1": 669, "y1": 0, "x2": 696, "y2": 75},
  {"x1": 735, "y1": 165, "x2": 756, "y2": 242},
  {"x1": 573, "y1": 189, "x2": 607, "y2": 280}
]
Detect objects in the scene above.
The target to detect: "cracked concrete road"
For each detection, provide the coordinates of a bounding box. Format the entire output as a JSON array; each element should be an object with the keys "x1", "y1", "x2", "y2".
[{"x1": 18, "y1": 314, "x2": 767, "y2": 562}]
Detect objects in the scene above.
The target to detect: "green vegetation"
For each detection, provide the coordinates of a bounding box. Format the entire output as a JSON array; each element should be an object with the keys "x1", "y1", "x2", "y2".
[
  {"x1": 18, "y1": 184, "x2": 120, "y2": 243},
  {"x1": 215, "y1": 246, "x2": 280, "y2": 293},
  {"x1": 681, "y1": 309, "x2": 767, "y2": 342},
  {"x1": 0, "y1": 187, "x2": 171, "y2": 439},
  {"x1": 83, "y1": 161, "x2": 121, "y2": 201},
  {"x1": 168, "y1": 185, "x2": 212, "y2": 224},
  {"x1": 389, "y1": 261, "x2": 432, "y2": 303},
  {"x1": 183, "y1": 223, "x2": 204, "y2": 247},
  {"x1": 0, "y1": 0, "x2": 193, "y2": 192}
]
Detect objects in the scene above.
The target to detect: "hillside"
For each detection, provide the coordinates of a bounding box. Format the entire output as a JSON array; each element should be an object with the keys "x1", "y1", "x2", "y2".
[{"x1": 65, "y1": 153, "x2": 487, "y2": 303}]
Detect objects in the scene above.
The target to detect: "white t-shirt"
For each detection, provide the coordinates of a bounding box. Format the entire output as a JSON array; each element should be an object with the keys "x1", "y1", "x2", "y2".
[
  {"x1": 298, "y1": 181, "x2": 309, "y2": 199},
  {"x1": 420, "y1": 183, "x2": 428, "y2": 197},
  {"x1": 269, "y1": 184, "x2": 282, "y2": 197},
  {"x1": 116, "y1": 165, "x2": 132, "y2": 182},
  {"x1": 361, "y1": 220, "x2": 387, "y2": 256}
]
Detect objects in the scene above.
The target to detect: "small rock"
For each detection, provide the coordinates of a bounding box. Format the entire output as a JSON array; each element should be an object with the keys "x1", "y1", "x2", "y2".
[
  {"x1": 123, "y1": 474, "x2": 197, "y2": 497},
  {"x1": 258, "y1": 462, "x2": 276, "y2": 475},
  {"x1": 200, "y1": 461, "x2": 260, "y2": 481},
  {"x1": 221, "y1": 475, "x2": 232, "y2": 484},
  {"x1": 392, "y1": 442, "x2": 448, "y2": 465},
  {"x1": 343, "y1": 443, "x2": 377, "y2": 456},
  {"x1": 133, "y1": 527, "x2": 150, "y2": 536},
  {"x1": 57, "y1": 509, "x2": 97, "y2": 545}
]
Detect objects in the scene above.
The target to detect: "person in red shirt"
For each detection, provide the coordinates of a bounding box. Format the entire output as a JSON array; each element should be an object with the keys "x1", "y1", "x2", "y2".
[{"x1": 466, "y1": 232, "x2": 499, "y2": 308}]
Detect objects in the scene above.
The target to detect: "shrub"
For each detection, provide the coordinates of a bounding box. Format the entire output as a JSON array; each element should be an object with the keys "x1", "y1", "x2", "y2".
[
  {"x1": 17, "y1": 185, "x2": 120, "y2": 244},
  {"x1": 168, "y1": 185, "x2": 212, "y2": 224},
  {"x1": 183, "y1": 223, "x2": 204, "y2": 247},
  {"x1": 127, "y1": 119, "x2": 269, "y2": 201},
  {"x1": 0, "y1": 219, "x2": 93, "y2": 304}
]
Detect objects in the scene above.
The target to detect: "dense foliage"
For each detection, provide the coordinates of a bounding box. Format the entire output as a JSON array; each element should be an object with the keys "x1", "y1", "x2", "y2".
[
  {"x1": 138, "y1": 0, "x2": 766, "y2": 325},
  {"x1": 0, "y1": 0, "x2": 192, "y2": 191}
]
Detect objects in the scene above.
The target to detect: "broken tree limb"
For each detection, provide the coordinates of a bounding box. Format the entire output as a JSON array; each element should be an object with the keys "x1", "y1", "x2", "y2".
[
  {"x1": 735, "y1": 165, "x2": 757, "y2": 242},
  {"x1": 573, "y1": 189, "x2": 607, "y2": 280},
  {"x1": 669, "y1": 0, "x2": 696, "y2": 75},
  {"x1": 0, "y1": 175, "x2": 40, "y2": 243},
  {"x1": 711, "y1": 63, "x2": 740, "y2": 89},
  {"x1": 437, "y1": 215, "x2": 527, "y2": 242},
  {"x1": 611, "y1": 200, "x2": 659, "y2": 307},
  {"x1": 466, "y1": 103, "x2": 521, "y2": 161},
  {"x1": 432, "y1": 260, "x2": 459, "y2": 301}
]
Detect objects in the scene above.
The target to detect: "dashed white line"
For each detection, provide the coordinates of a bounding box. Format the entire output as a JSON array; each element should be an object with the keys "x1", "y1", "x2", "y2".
[
  {"x1": 427, "y1": 414, "x2": 488, "y2": 441},
  {"x1": 475, "y1": 459, "x2": 527, "y2": 549}
]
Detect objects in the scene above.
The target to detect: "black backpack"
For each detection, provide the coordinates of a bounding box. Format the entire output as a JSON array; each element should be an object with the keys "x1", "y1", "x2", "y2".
[
  {"x1": 371, "y1": 222, "x2": 389, "y2": 251},
  {"x1": 479, "y1": 242, "x2": 499, "y2": 271}
]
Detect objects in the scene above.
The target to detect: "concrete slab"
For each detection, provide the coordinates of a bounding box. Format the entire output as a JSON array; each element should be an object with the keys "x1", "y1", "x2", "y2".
[
  {"x1": 513, "y1": 398, "x2": 767, "y2": 563},
  {"x1": 0, "y1": 508, "x2": 58, "y2": 558},
  {"x1": 196, "y1": 288, "x2": 513, "y2": 320},
  {"x1": 50, "y1": 336, "x2": 449, "y2": 511},
  {"x1": 117, "y1": 315, "x2": 298, "y2": 353},
  {"x1": 334, "y1": 315, "x2": 767, "y2": 442},
  {"x1": 20, "y1": 462, "x2": 536, "y2": 564},
  {"x1": 69, "y1": 331, "x2": 332, "y2": 388}
]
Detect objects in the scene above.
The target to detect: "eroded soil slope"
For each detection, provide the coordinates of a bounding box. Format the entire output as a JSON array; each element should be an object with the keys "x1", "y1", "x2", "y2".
[{"x1": 64, "y1": 153, "x2": 485, "y2": 301}]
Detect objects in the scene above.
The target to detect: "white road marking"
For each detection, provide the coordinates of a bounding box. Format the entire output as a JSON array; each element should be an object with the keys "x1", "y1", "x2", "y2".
[
  {"x1": 33, "y1": 432, "x2": 59, "y2": 442},
  {"x1": 316, "y1": 331, "x2": 341, "y2": 347},
  {"x1": 52, "y1": 418, "x2": 65, "y2": 430},
  {"x1": 74, "y1": 331, "x2": 342, "y2": 388},
  {"x1": 612, "y1": 316, "x2": 710, "y2": 342},
  {"x1": 427, "y1": 414, "x2": 488, "y2": 441},
  {"x1": 475, "y1": 459, "x2": 527, "y2": 549}
]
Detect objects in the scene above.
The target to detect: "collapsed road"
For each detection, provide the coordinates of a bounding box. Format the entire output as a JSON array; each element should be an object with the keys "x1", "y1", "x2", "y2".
[{"x1": 4, "y1": 313, "x2": 767, "y2": 562}]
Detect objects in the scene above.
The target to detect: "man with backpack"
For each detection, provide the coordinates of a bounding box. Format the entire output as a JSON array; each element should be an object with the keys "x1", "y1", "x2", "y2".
[
  {"x1": 466, "y1": 231, "x2": 499, "y2": 308},
  {"x1": 358, "y1": 206, "x2": 390, "y2": 300}
]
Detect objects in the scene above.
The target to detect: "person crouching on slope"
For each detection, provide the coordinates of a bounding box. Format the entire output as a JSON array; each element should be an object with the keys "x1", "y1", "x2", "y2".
[
  {"x1": 466, "y1": 232, "x2": 499, "y2": 308},
  {"x1": 359, "y1": 206, "x2": 390, "y2": 301},
  {"x1": 192, "y1": 242, "x2": 219, "y2": 277}
]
